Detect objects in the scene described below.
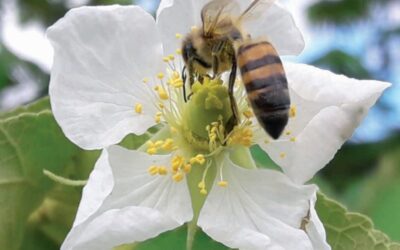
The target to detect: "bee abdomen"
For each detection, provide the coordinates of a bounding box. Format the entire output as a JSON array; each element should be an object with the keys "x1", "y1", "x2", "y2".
[{"x1": 237, "y1": 41, "x2": 290, "y2": 139}]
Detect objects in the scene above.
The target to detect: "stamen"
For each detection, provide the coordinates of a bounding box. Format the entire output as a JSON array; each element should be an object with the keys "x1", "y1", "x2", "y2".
[
  {"x1": 162, "y1": 138, "x2": 174, "y2": 151},
  {"x1": 285, "y1": 130, "x2": 292, "y2": 136},
  {"x1": 171, "y1": 155, "x2": 185, "y2": 172},
  {"x1": 134, "y1": 103, "x2": 143, "y2": 114},
  {"x1": 290, "y1": 106, "x2": 297, "y2": 118},
  {"x1": 183, "y1": 163, "x2": 192, "y2": 174},
  {"x1": 163, "y1": 56, "x2": 170, "y2": 63},
  {"x1": 157, "y1": 72, "x2": 165, "y2": 80},
  {"x1": 290, "y1": 137, "x2": 296, "y2": 142},
  {"x1": 148, "y1": 165, "x2": 159, "y2": 176},
  {"x1": 218, "y1": 181, "x2": 228, "y2": 187},
  {"x1": 168, "y1": 54, "x2": 175, "y2": 61},
  {"x1": 243, "y1": 110, "x2": 253, "y2": 118},
  {"x1": 176, "y1": 49, "x2": 182, "y2": 55},
  {"x1": 155, "y1": 86, "x2": 169, "y2": 100},
  {"x1": 190, "y1": 154, "x2": 206, "y2": 165},
  {"x1": 142, "y1": 77, "x2": 149, "y2": 84},
  {"x1": 280, "y1": 152, "x2": 286, "y2": 158},
  {"x1": 158, "y1": 166, "x2": 168, "y2": 175},
  {"x1": 175, "y1": 33, "x2": 183, "y2": 39},
  {"x1": 200, "y1": 189, "x2": 208, "y2": 195},
  {"x1": 147, "y1": 147, "x2": 158, "y2": 155},
  {"x1": 172, "y1": 172, "x2": 184, "y2": 182}
]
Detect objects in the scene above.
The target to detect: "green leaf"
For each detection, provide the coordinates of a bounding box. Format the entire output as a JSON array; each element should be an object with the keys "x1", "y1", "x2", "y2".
[
  {"x1": 0, "y1": 97, "x2": 50, "y2": 120},
  {"x1": 316, "y1": 193, "x2": 400, "y2": 250},
  {"x1": 0, "y1": 105, "x2": 78, "y2": 249}
]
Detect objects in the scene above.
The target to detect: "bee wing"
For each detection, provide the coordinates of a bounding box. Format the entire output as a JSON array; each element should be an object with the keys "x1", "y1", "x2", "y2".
[
  {"x1": 201, "y1": 0, "x2": 241, "y2": 35},
  {"x1": 238, "y1": 0, "x2": 276, "y2": 23}
]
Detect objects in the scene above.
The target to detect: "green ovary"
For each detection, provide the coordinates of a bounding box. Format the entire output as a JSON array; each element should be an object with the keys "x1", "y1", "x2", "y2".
[{"x1": 182, "y1": 77, "x2": 233, "y2": 140}]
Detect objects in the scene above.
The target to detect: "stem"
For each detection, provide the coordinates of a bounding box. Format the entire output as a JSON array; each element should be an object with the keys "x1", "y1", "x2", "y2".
[{"x1": 186, "y1": 220, "x2": 198, "y2": 250}]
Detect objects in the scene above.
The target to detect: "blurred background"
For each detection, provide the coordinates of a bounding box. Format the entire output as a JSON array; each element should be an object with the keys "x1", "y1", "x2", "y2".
[{"x1": 0, "y1": 0, "x2": 399, "y2": 249}]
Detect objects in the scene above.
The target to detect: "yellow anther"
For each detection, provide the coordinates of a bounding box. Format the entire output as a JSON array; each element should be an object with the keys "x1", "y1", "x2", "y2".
[
  {"x1": 176, "y1": 49, "x2": 182, "y2": 55},
  {"x1": 134, "y1": 103, "x2": 143, "y2": 114},
  {"x1": 155, "y1": 115, "x2": 162, "y2": 124},
  {"x1": 168, "y1": 71, "x2": 183, "y2": 88},
  {"x1": 162, "y1": 138, "x2": 174, "y2": 151},
  {"x1": 172, "y1": 172, "x2": 184, "y2": 182},
  {"x1": 198, "y1": 181, "x2": 206, "y2": 189},
  {"x1": 218, "y1": 181, "x2": 229, "y2": 187},
  {"x1": 147, "y1": 147, "x2": 158, "y2": 155},
  {"x1": 148, "y1": 166, "x2": 159, "y2": 176},
  {"x1": 243, "y1": 110, "x2": 253, "y2": 118},
  {"x1": 158, "y1": 166, "x2": 168, "y2": 175},
  {"x1": 200, "y1": 188, "x2": 208, "y2": 195},
  {"x1": 154, "y1": 140, "x2": 164, "y2": 147},
  {"x1": 158, "y1": 103, "x2": 165, "y2": 109},
  {"x1": 190, "y1": 154, "x2": 206, "y2": 165},
  {"x1": 168, "y1": 54, "x2": 175, "y2": 60},
  {"x1": 147, "y1": 140, "x2": 155, "y2": 147},
  {"x1": 157, "y1": 72, "x2": 165, "y2": 79},
  {"x1": 290, "y1": 106, "x2": 297, "y2": 118},
  {"x1": 228, "y1": 127, "x2": 253, "y2": 147},
  {"x1": 285, "y1": 131, "x2": 292, "y2": 136},
  {"x1": 157, "y1": 87, "x2": 169, "y2": 100},
  {"x1": 290, "y1": 137, "x2": 297, "y2": 142},
  {"x1": 163, "y1": 56, "x2": 170, "y2": 62},
  {"x1": 172, "y1": 155, "x2": 185, "y2": 171},
  {"x1": 142, "y1": 77, "x2": 149, "y2": 83},
  {"x1": 280, "y1": 152, "x2": 286, "y2": 159},
  {"x1": 183, "y1": 163, "x2": 192, "y2": 174},
  {"x1": 175, "y1": 33, "x2": 183, "y2": 39}
]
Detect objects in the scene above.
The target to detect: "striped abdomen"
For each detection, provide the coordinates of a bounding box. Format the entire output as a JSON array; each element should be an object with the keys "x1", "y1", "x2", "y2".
[{"x1": 237, "y1": 41, "x2": 290, "y2": 139}]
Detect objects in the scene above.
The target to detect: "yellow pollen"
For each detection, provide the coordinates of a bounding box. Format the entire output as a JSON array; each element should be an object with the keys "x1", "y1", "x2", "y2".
[
  {"x1": 155, "y1": 115, "x2": 162, "y2": 124},
  {"x1": 159, "y1": 103, "x2": 165, "y2": 109},
  {"x1": 158, "y1": 166, "x2": 168, "y2": 175},
  {"x1": 176, "y1": 49, "x2": 182, "y2": 55},
  {"x1": 243, "y1": 110, "x2": 253, "y2": 118},
  {"x1": 280, "y1": 152, "x2": 286, "y2": 158},
  {"x1": 142, "y1": 77, "x2": 149, "y2": 83},
  {"x1": 218, "y1": 181, "x2": 229, "y2": 187},
  {"x1": 148, "y1": 166, "x2": 159, "y2": 176},
  {"x1": 168, "y1": 71, "x2": 183, "y2": 88},
  {"x1": 134, "y1": 103, "x2": 143, "y2": 114},
  {"x1": 147, "y1": 147, "x2": 157, "y2": 155},
  {"x1": 172, "y1": 155, "x2": 185, "y2": 171},
  {"x1": 156, "y1": 87, "x2": 169, "y2": 100},
  {"x1": 175, "y1": 33, "x2": 183, "y2": 39},
  {"x1": 154, "y1": 140, "x2": 164, "y2": 147},
  {"x1": 290, "y1": 137, "x2": 297, "y2": 142},
  {"x1": 190, "y1": 154, "x2": 206, "y2": 165},
  {"x1": 163, "y1": 56, "x2": 170, "y2": 62},
  {"x1": 200, "y1": 188, "x2": 208, "y2": 195},
  {"x1": 183, "y1": 163, "x2": 192, "y2": 174},
  {"x1": 168, "y1": 54, "x2": 175, "y2": 60},
  {"x1": 172, "y1": 172, "x2": 184, "y2": 182},
  {"x1": 228, "y1": 127, "x2": 253, "y2": 147},
  {"x1": 290, "y1": 106, "x2": 297, "y2": 118},
  {"x1": 198, "y1": 182, "x2": 206, "y2": 190},
  {"x1": 162, "y1": 138, "x2": 174, "y2": 151},
  {"x1": 157, "y1": 72, "x2": 165, "y2": 79},
  {"x1": 285, "y1": 131, "x2": 292, "y2": 136}
]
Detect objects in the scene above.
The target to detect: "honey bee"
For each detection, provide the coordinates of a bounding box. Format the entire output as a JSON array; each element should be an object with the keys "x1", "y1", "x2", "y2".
[{"x1": 181, "y1": 0, "x2": 290, "y2": 139}]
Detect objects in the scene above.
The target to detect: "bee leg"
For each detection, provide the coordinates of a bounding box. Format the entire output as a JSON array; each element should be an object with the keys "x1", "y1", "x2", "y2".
[
  {"x1": 211, "y1": 41, "x2": 225, "y2": 79},
  {"x1": 182, "y1": 65, "x2": 188, "y2": 102},
  {"x1": 186, "y1": 58, "x2": 196, "y2": 100},
  {"x1": 226, "y1": 56, "x2": 240, "y2": 133}
]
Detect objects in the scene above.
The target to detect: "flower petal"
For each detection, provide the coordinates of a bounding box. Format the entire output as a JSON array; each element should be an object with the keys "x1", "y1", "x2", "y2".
[
  {"x1": 62, "y1": 146, "x2": 193, "y2": 250},
  {"x1": 241, "y1": 0, "x2": 305, "y2": 55},
  {"x1": 305, "y1": 193, "x2": 331, "y2": 250},
  {"x1": 198, "y1": 156, "x2": 316, "y2": 250},
  {"x1": 48, "y1": 6, "x2": 163, "y2": 150},
  {"x1": 258, "y1": 63, "x2": 391, "y2": 183},
  {"x1": 73, "y1": 150, "x2": 113, "y2": 227},
  {"x1": 156, "y1": 0, "x2": 208, "y2": 55}
]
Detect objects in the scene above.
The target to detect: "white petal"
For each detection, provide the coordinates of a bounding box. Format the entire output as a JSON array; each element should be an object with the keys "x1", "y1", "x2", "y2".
[
  {"x1": 156, "y1": 0, "x2": 208, "y2": 55},
  {"x1": 241, "y1": 1, "x2": 305, "y2": 55},
  {"x1": 305, "y1": 193, "x2": 331, "y2": 250},
  {"x1": 62, "y1": 146, "x2": 193, "y2": 250},
  {"x1": 198, "y1": 156, "x2": 316, "y2": 250},
  {"x1": 258, "y1": 63, "x2": 391, "y2": 183},
  {"x1": 73, "y1": 150, "x2": 113, "y2": 227},
  {"x1": 48, "y1": 6, "x2": 163, "y2": 150}
]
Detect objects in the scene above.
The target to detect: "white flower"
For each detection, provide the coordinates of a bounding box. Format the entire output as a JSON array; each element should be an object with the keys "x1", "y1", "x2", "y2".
[{"x1": 47, "y1": 1, "x2": 390, "y2": 250}]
